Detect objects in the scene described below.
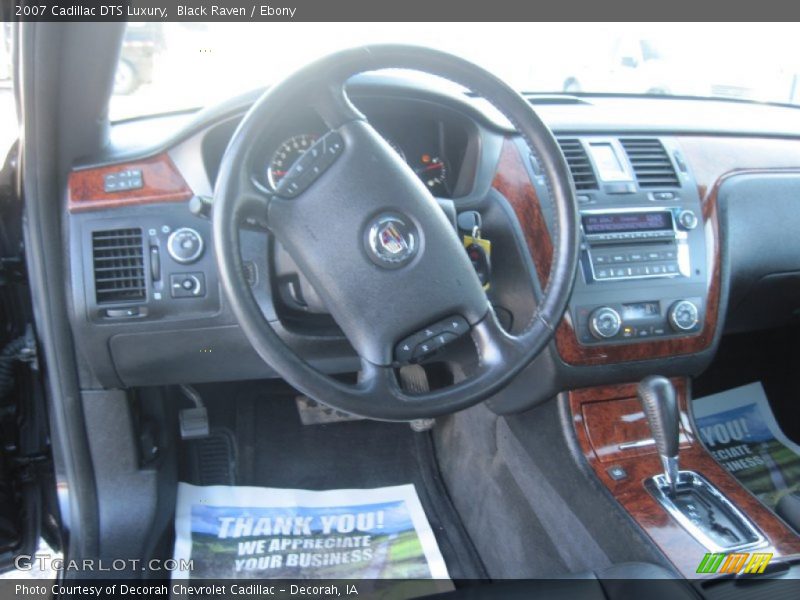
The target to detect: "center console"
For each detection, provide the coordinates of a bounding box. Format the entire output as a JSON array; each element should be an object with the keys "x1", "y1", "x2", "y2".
[
  {"x1": 563, "y1": 137, "x2": 710, "y2": 347},
  {"x1": 567, "y1": 379, "x2": 800, "y2": 578}
]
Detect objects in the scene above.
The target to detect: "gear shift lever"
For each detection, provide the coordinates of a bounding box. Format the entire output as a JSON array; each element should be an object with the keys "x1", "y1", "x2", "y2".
[
  {"x1": 637, "y1": 376, "x2": 680, "y2": 493},
  {"x1": 638, "y1": 377, "x2": 766, "y2": 551}
]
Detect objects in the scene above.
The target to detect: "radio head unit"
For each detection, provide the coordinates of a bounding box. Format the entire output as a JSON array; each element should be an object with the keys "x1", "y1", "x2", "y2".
[
  {"x1": 562, "y1": 136, "x2": 709, "y2": 349},
  {"x1": 580, "y1": 207, "x2": 697, "y2": 283}
]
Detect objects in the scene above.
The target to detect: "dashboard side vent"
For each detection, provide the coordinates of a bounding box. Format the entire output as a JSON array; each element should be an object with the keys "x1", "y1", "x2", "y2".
[
  {"x1": 557, "y1": 138, "x2": 598, "y2": 191},
  {"x1": 620, "y1": 138, "x2": 680, "y2": 188},
  {"x1": 92, "y1": 228, "x2": 146, "y2": 304}
]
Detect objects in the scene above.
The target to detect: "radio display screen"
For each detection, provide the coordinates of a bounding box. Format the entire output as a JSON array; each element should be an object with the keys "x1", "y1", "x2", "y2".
[{"x1": 582, "y1": 212, "x2": 673, "y2": 234}]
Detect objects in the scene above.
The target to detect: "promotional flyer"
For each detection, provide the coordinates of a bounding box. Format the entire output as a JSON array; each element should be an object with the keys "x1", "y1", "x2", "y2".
[
  {"x1": 173, "y1": 484, "x2": 451, "y2": 583},
  {"x1": 695, "y1": 382, "x2": 800, "y2": 509}
]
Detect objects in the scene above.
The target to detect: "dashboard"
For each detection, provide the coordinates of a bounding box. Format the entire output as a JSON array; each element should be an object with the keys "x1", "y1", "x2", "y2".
[{"x1": 64, "y1": 78, "x2": 800, "y2": 409}]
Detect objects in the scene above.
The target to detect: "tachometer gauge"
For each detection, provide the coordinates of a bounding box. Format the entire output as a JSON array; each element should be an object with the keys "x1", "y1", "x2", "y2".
[
  {"x1": 267, "y1": 134, "x2": 318, "y2": 188},
  {"x1": 414, "y1": 154, "x2": 447, "y2": 190}
]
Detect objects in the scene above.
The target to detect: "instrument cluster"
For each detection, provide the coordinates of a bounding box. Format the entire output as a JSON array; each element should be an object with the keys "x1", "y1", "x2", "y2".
[{"x1": 260, "y1": 110, "x2": 469, "y2": 199}]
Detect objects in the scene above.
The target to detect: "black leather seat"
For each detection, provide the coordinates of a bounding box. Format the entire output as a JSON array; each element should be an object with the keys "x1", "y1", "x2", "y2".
[{"x1": 426, "y1": 562, "x2": 699, "y2": 600}]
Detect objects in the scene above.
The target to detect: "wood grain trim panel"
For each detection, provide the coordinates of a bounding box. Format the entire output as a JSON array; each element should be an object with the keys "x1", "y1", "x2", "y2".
[
  {"x1": 491, "y1": 140, "x2": 553, "y2": 287},
  {"x1": 68, "y1": 153, "x2": 193, "y2": 212},
  {"x1": 581, "y1": 396, "x2": 692, "y2": 464},
  {"x1": 491, "y1": 137, "x2": 721, "y2": 365},
  {"x1": 570, "y1": 380, "x2": 800, "y2": 578},
  {"x1": 553, "y1": 181, "x2": 721, "y2": 365},
  {"x1": 679, "y1": 136, "x2": 800, "y2": 199}
]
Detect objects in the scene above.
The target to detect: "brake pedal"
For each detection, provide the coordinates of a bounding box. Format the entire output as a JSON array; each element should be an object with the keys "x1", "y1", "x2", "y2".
[{"x1": 179, "y1": 406, "x2": 210, "y2": 439}]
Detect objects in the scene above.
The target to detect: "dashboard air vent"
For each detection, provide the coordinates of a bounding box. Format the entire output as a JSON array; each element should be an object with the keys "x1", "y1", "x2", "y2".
[
  {"x1": 92, "y1": 228, "x2": 146, "y2": 304},
  {"x1": 620, "y1": 138, "x2": 680, "y2": 188},
  {"x1": 557, "y1": 138, "x2": 598, "y2": 191}
]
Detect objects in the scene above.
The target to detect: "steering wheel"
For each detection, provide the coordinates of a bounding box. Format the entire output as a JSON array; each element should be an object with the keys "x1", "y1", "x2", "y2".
[{"x1": 213, "y1": 45, "x2": 578, "y2": 420}]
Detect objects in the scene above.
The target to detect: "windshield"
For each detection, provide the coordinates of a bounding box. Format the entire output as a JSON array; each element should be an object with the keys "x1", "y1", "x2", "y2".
[{"x1": 110, "y1": 22, "x2": 800, "y2": 121}]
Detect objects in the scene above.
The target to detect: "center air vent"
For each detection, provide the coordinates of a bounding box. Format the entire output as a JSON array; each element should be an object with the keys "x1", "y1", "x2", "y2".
[
  {"x1": 619, "y1": 138, "x2": 680, "y2": 188},
  {"x1": 92, "y1": 228, "x2": 146, "y2": 304},
  {"x1": 557, "y1": 138, "x2": 598, "y2": 191}
]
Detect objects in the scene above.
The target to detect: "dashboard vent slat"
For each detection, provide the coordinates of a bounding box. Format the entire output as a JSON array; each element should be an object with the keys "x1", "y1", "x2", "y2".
[
  {"x1": 92, "y1": 228, "x2": 146, "y2": 304},
  {"x1": 620, "y1": 138, "x2": 680, "y2": 188},
  {"x1": 557, "y1": 138, "x2": 598, "y2": 191}
]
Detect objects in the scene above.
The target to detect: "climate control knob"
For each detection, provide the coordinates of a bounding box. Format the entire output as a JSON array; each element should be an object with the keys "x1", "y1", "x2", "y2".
[
  {"x1": 669, "y1": 300, "x2": 700, "y2": 332},
  {"x1": 589, "y1": 306, "x2": 622, "y2": 340},
  {"x1": 167, "y1": 227, "x2": 204, "y2": 264}
]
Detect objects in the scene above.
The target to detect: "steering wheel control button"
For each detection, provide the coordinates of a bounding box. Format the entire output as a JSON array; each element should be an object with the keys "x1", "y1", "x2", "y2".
[
  {"x1": 669, "y1": 300, "x2": 700, "y2": 332},
  {"x1": 394, "y1": 315, "x2": 469, "y2": 363},
  {"x1": 412, "y1": 333, "x2": 457, "y2": 361},
  {"x1": 365, "y1": 214, "x2": 418, "y2": 269},
  {"x1": 170, "y1": 273, "x2": 206, "y2": 298},
  {"x1": 275, "y1": 131, "x2": 344, "y2": 198},
  {"x1": 395, "y1": 330, "x2": 432, "y2": 363},
  {"x1": 432, "y1": 331, "x2": 457, "y2": 348},
  {"x1": 242, "y1": 261, "x2": 258, "y2": 286},
  {"x1": 167, "y1": 227, "x2": 204, "y2": 264},
  {"x1": 395, "y1": 341, "x2": 415, "y2": 363},
  {"x1": 441, "y1": 316, "x2": 469, "y2": 336},
  {"x1": 589, "y1": 306, "x2": 622, "y2": 339},
  {"x1": 413, "y1": 340, "x2": 435, "y2": 360}
]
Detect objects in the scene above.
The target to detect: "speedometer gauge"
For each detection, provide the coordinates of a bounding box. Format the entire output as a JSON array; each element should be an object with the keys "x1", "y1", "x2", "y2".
[
  {"x1": 414, "y1": 154, "x2": 447, "y2": 190},
  {"x1": 267, "y1": 134, "x2": 318, "y2": 188}
]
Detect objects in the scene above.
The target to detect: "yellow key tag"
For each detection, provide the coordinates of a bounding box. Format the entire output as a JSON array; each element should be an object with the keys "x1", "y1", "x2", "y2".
[
  {"x1": 463, "y1": 235, "x2": 492, "y2": 290},
  {"x1": 463, "y1": 235, "x2": 491, "y2": 256}
]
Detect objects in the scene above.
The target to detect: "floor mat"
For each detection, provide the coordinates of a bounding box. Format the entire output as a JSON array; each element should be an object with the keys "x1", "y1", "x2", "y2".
[
  {"x1": 179, "y1": 382, "x2": 486, "y2": 580},
  {"x1": 694, "y1": 381, "x2": 800, "y2": 509}
]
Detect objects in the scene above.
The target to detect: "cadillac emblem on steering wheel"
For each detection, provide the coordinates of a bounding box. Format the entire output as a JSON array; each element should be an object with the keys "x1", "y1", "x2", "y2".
[{"x1": 365, "y1": 214, "x2": 418, "y2": 268}]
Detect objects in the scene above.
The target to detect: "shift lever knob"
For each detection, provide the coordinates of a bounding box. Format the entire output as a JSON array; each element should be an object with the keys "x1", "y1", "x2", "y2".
[{"x1": 637, "y1": 376, "x2": 680, "y2": 492}]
